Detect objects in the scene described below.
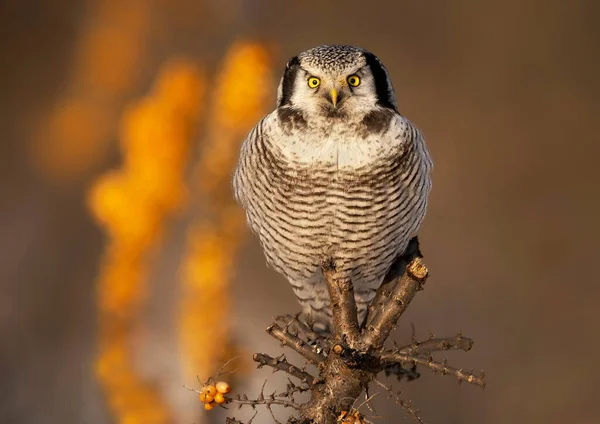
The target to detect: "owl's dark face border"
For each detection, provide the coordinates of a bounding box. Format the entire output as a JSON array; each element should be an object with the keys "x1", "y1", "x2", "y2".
[{"x1": 276, "y1": 45, "x2": 398, "y2": 115}]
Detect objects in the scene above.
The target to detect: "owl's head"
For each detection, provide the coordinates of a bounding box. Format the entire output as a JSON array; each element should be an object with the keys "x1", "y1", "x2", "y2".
[{"x1": 276, "y1": 45, "x2": 398, "y2": 120}]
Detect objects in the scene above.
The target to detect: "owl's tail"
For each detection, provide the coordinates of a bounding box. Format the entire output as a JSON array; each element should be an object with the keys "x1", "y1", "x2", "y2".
[
  {"x1": 300, "y1": 302, "x2": 370, "y2": 335},
  {"x1": 301, "y1": 305, "x2": 332, "y2": 334}
]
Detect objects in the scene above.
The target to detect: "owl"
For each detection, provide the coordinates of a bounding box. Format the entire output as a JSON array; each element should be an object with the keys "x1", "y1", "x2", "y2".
[{"x1": 233, "y1": 45, "x2": 432, "y2": 332}]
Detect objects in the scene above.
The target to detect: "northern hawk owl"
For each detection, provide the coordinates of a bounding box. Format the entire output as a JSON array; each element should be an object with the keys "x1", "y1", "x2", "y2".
[{"x1": 233, "y1": 45, "x2": 432, "y2": 331}]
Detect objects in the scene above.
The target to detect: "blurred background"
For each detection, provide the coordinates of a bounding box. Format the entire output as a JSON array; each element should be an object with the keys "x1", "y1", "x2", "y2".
[{"x1": 1, "y1": 0, "x2": 599, "y2": 423}]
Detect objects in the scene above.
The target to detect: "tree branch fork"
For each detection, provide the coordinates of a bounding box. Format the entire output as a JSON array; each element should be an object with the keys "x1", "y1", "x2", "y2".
[{"x1": 228, "y1": 238, "x2": 485, "y2": 423}]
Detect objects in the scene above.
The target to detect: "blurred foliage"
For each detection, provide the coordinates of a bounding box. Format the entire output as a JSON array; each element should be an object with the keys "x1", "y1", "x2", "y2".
[
  {"x1": 180, "y1": 41, "x2": 273, "y2": 384},
  {"x1": 88, "y1": 59, "x2": 205, "y2": 423},
  {"x1": 30, "y1": 0, "x2": 150, "y2": 183}
]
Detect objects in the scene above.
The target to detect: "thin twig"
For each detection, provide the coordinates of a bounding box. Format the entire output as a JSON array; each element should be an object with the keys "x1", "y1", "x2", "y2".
[
  {"x1": 253, "y1": 353, "x2": 317, "y2": 386},
  {"x1": 230, "y1": 398, "x2": 302, "y2": 410},
  {"x1": 231, "y1": 379, "x2": 302, "y2": 414},
  {"x1": 275, "y1": 314, "x2": 332, "y2": 352},
  {"x1": 397, "y1": 335, "x2": 473, "y2": 355},
  {"x1": 266, "y1": 324, "x2": 325, "y2": 365},
  {"x1": 380, "y1": 353, "x2": 486, "y2": 389},
  {"x1": 373, "y1": 379, "x2": 424, "y2": 424}
]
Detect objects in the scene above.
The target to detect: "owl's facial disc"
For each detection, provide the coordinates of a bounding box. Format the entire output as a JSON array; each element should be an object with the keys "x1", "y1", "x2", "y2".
[{"x1": 276, "y1": 46, "x2": 399, "y2": 118}]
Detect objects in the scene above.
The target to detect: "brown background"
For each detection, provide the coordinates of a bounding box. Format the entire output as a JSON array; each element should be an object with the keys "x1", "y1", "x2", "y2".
[{"x1": 1, "y1": 0, "x2": 599, "y2": 423}]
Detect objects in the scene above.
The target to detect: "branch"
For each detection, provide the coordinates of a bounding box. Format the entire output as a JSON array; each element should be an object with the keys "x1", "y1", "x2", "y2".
[
  {"x1": 321, "y1": 259, "x2": 360, "y2": 345},
  {"x1": 275, "y1": 314, "x2": 332, "y2": 352},
  {"x1": 230, "y1": 396, "x2": 301, "y2": 411},
  {"x1": 380, "y1": 352, "x2": 486, "y2": 389},
  {"x1": 397, "y1": 335, "x2": 473, "y2": 356},
  {"x1": 253, "y1": 353, "x2": 318, "y2": 386},
  {"x1": 195, "y1": 237, "x2": 485, "y2": 424},
  {"x1": 362, "y1": 258, "x2": 429, "y2": 349},
  {"x1": 266, "y1": 324, "x2": 325, "y2": 365},
  {"x1": 365, "y1": 237, "x2": 422, "y2": 327}
]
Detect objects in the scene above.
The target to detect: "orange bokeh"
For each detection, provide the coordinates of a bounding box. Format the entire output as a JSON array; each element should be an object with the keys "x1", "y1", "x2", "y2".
[
  {"x1": 179, "y1": 42, "x2": 273, "y2": 381},
  {"x1": 88, "y1": 58, "x2": 205, "y2": 423}
]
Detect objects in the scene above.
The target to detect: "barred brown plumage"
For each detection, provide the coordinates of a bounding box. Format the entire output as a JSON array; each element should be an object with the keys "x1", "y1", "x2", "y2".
[{"x1": 233, "y1": 45, "x2": 432, "y2": 331}]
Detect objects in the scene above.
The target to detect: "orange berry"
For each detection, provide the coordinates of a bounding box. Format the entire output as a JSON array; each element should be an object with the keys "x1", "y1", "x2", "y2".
[
  {"x1": 200, "y1": 393, "x2": 214, "y2": 403},
  {"x1": 204, "y1": 401, "x2": 216, "y2": 411},
  {"x1": 203, "y1": 385, "x2": 217, "y2": 397},
  {"x1": 214, "y1": 392, "x2": 226, "y2": 404},
  {"x1": 216, "y1": 381, "x2": 231, "y2": 394}
]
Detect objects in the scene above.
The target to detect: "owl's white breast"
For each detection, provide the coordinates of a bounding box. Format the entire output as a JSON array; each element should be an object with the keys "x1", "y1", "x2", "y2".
[
  {"x1": 268, "y1": 113, "x2": 401, "y2": 170},
  {"x1": 234, "y1": 109, "x2": 431, "y2": 316}
]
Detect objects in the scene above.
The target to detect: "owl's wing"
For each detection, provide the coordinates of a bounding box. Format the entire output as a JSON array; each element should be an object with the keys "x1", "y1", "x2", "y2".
[
  {"x1": 382, "y1": 113, "x2": 433, "y2": 253},
  {"x1": 232, "y1": 118, "x2": 263, "y2": 209},
  {"x1": 232, "y1": 114, "x2": 280, "y2": 237},
  {"x1": 389, "y1": 114, "x2": 433, "y2": 174}
]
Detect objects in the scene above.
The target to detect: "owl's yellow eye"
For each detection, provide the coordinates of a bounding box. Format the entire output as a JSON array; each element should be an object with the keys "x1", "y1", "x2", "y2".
[
  {"x1": 307, "y1": 77, "x2": 320, "y2": 88},
  {"x1": 347, "y1": 75, "x2": 360, "y2": 87}
]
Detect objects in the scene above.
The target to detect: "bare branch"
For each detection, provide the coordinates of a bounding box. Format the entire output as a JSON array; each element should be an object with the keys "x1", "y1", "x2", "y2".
[
  {"x1": 195, "y1": 238, "x2": 485, "y2": 424},
  {"x1": 266, "y1": 324, "x2": 325, "y2": 365},
  {"x1": 397, "y1": 335, "x2": 473, "y2": 356},
  {"x1": 362, "y1": 258, "x2": 429, "y2": 349},
  {"x1": 229, "y1": 380, "x2": 302, "y2": 417},
  {"x1": 229, "y1": 397, "x2": 301, "y2": 411},
  {"x1": 380, "y1": 353, "x2": 486, "y2": 389},
  {"x1": 253, "y1": 353, "x2": 318, "y2": 386},
  {"x1": 275, "y1": 314, "x2": 332, "y2": 352},
  {"x1": 365, "y1": 237, "x2": 422, "y2": 327},
  {"x1": 321, "y1": 260, "x2": 360, "y2": 344},
  {"x1": 373, "y1": 379, "x2": 424, "y2": 424}
]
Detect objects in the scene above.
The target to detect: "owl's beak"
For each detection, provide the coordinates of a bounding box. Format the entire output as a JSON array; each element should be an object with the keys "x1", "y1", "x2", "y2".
[{"x1": 328, "y1": 88, "x2": 338, "y2": 107}]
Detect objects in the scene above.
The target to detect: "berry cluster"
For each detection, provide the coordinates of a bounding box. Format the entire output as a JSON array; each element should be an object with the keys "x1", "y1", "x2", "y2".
[
  {"x1": 199, "y1": 381, "x2": 231, "y2": 410},
  {"x1": 338, "y1": 410, "x2": 366, "y2": 424}
]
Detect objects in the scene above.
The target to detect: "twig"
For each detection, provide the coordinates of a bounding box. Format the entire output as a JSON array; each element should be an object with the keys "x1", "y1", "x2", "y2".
[
  {"x1": 373, "y1": 379, "x2": 424, "y2": 424},
  {"x1": 229, "y1": 396, "x2": 301, "y2": 410},
  {"x1": 380, "y1": 353, "x2": 486, "y2": 389},
  {"x1": 231, "y1": 379, "x2": 302, "y2": 413},
  {"x1": 266, "y1": 324, "x2": 325, "y2": 365},
  {"x1": 253, "y1": 353, "x2": 317, "y2": 386},
  {"x1": 397, "y1": 335, "x2": 473, "y2": 355},
  {"x1": 279, "y1": 378, "x2": 310, "y2": 401},
  {"x1": 362, "y1": 258, "x2": 429, "y2": 349},
  {"x1": 275, "y1": 314, "x2": 332, "y2": 352}
]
